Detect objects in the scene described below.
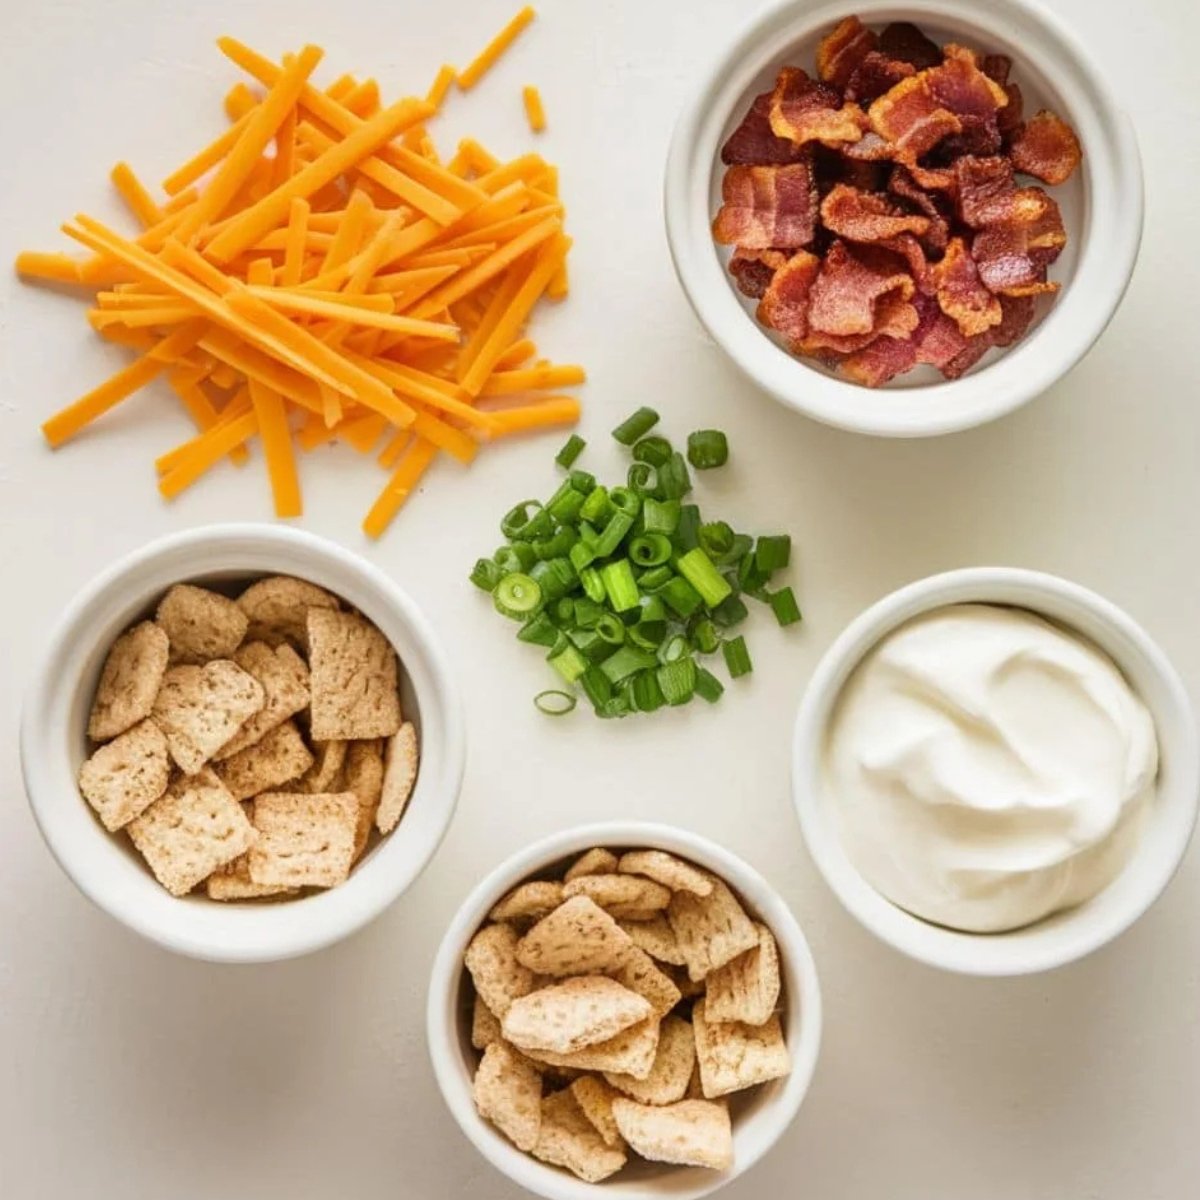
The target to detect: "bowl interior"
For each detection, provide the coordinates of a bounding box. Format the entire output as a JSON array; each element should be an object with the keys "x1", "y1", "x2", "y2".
[{"x1": 793, "y1": 571, "x2": 1198, "y2": 975}]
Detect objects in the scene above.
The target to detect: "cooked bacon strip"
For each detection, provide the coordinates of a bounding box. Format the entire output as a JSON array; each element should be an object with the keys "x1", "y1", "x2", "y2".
[
  {"x1": 990, "y1": 294, "x2": 1037, "y2": 346},
  {"x1": 799, "y1": 291, "x2": 918, "y2": 354},
  {"x1": 807, "y1": 239, "x2": 915, "y2": 336},
  {"x1": 820, "y1": 183, "x2": 930, "y2": 242},
  {"x1": 840, "y1": 334, "x2": 918, "y2": 386},
  {"x1": 844, "y1": 51, "x2": 915, "y2": 104},
  {"x1": 931, "y1": 237, "x2": 1002, "y2": 335},
  {"x1": 910, "y1": 295, "x2": 970, "y2": 369},
  {"x1": 1009, "y1": 110, "x2": 1083, "y2": 185},
  {"x1": 713, "y1": 161, "x2": 818, "y2": 249},
  {"x1": 879, "y1": 232, "x2": 933, "y2": 293},
  {"x1": 868, "y1": 74, "x2": 961, "y2": 160},
  {"x1": 728, "y1": 247, "x2": 788, "y2": 299},
  {"x1": 978, "y1": 54, "x2": 1024, "y2": 137},
  {"x1": 816, "y1": 16, "x2": 878, "y2": 90},
  {"x1": 878, "y1": 22, "x2": 942, "y2": 71},
  {"x1": 721, "y1": 91, "x2": 808, "y2": 165},
  {"x1": 953, "y1": 154, "x2": 1016, "y2": 227},
  {"x1": 756, "y1": 250, "x2": 822, "y2": 344},
  {"x1": 888, "y1": 166, "x2": 950, "y2": 249},
  {"x1": 972, "y1": 219, "x2": 1061, "y2": 297},
  {"x1": 770, "y1": 67, "x2": 866, "y2": 146}
]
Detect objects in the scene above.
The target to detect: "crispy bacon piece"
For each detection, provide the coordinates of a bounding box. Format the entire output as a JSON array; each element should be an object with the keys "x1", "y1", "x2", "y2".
[
  {"x1": 878, "y1": 22, "x2": 943, "y2": 71},
  {"x1": 879, "y1": 232, "x2": 934, "y2": 293},
  {"x1": 721, "y1": 91, "x2": 808, "y2": 165},
  {"x1": 953, "y1": 155, "x2": 1016, "y2": 227},
  {"x1": 841, "y1": 334, "x2": 919, "y2": 386},
  {"x1": 868, "y1": 74, "x2": 962, "y2": 160},
  {"x1": 798, "y1": 291, "x2": 919, "y2": 355},
  {"x1": 845, "y1": 51, "x2": 915, "y2": 104},
  {"x1": 972, "y1": 219, "x2": 1061, "y2": 297},
  {"x1": 941, "y1": 337, "x2": 992, "y2": 379},
  {"x1": 907, "y1": 162, "x2": 957, "y2": 191},
  {"x1": 820, "y1": 183, "x2": 931, "y2": 242},
  {"x1": 888, "y1": 167, "x2": 951, "y2": 250},
  {"x1": 816, "y1": 16, "x2": 878, "y2": 90},
  {"x1": 841, "y1": 130, "x2": 896, "y2": 162},
  {"x1": 1009, "y1": 110, "x2": 1083, "y2": 185},
  {"x1": 979, "y1": 54, "x2": 1012, "y2": 84},
  {"x1": 997, "y1": 81, "x2": 1024, "y2": 137},
  {"x1": 713, "y1": 161, "x2": 818, "y2": 249},
  {"x1": 728, "y1": 247, "x2": 788, "y2": 299},
  {"x1": 756, "y1": 250, "x2": 822, "y2": 344},
  {"x1": 807, "y1": 239, "x2": 915, "y2": 337},
  {"x1": 770, "y1": 67, "x2": 867, "y2": 146},
  {"x1": 991, "y1": 294, "x2": 1037, "y2": 346},
  {"x1": 814, "y1": 144, "x2": 888, "y2": 193},
  {"x1": 930, "y1": 237, "x2": 1002, "y2": 336},
  {"x1": 911, "y1": 295, "x2": 971, "y2": 369}
]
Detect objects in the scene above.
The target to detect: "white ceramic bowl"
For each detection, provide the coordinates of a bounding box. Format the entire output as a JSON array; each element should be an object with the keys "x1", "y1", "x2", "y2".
[
  {"x1": 427, "y1": 822, "x2": 822, "y2": 1200},
  {"x1": 664, "y1": 0, "x2": 1144, "y2": 436},
  {"x1": 793, "y1": 568, "x2": 1198, "y2": 975},
  {"x1": 20, "y1": 524, "x2": 466, "y2": 963}
]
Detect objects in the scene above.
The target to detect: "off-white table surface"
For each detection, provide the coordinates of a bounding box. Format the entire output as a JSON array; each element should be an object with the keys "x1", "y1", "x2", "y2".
[{"x1": 2, "y1": 1, "x2": 1197, "y2": 1196}]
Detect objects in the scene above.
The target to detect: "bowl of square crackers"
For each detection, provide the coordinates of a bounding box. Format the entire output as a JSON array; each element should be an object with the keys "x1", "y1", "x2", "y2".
[
  {"x1": 21, "y1": 524, "x2": 465, "y2": 962},
  {"x1": 427, "y1": 822, "x2": 822, "y2": 1199}
]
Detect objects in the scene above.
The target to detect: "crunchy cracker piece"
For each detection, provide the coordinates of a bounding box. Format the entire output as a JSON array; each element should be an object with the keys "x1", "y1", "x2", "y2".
[
  {"x1": 127, "y1": 768, "x2": 255, "y2": 896},
  {"x1": 532, "y1": 1088, "x2": 627, "y2": 1183},
  {"x1": 473, "y1": 1040, "x2": 543, "y2": 1154},
  {"x1": 618, "y1": 849, "x2": 714, "y2": 897},
  {"x1": 465, "y1": 924, "x2": 537, "y2": 1019},
  {"x1": 237, "y1": 575, "x2": 340, "y2": 649},
  {"x1": 619, "y1": 915, "x2": 687, "y2": 966},
  {"x1": 563, "y1": 847, "x2": 619, "y2": 881},
  {"x1": 247, "y1": 791, "x2": 357, "y2": 889},
  {"x1": 569, "y1": 1077, "x2": 625, "y2": 1149},
  {"x1": 609, "y1": 946, "x2": 682, "y2": 1019},
  {"x1": 344, "y1": 739, "x2": 384, "y2": 861},
  {"x1": 297, "y1": 738, "x2": 347, "y2": 794},
  {"x1": 87, "y1": 621, "x2": 170, "y2": 741},
  {"x1": 611, "y1": 1097, "x2": 733, "y2": 1171},
  {"x1": 489, "y1": 881, "x2": 565, "y2": 924},
  {"x1": 668, "y1": 877, "x2": 759, "y2": 982},
  {"x1": 605, "y1": 1015, "x2": 696, "y2": 1105},
  {"x1": 704, "y1": 923, "x2": 781, "y2": 1027},
  {"x1": 693, "y1": 1009, "x2": 791, "y2": 1099},
  {"x1": 516, "y1": 896, "x2": 635, "y2": 977},
  {"x1": 525, "y1": 1017, "x2": 661, "y2": 1080},
  {"x1": 471, "y1": 992, "x2": 503, "y2": 1050},
  {"x1": 215, "y1": 720, "x2": 314, "y2": 801},
  {"x1": 562, "y1": 874, "x2": 672, "y2": 920},
  {"x1": 376, "y1": 722, "x2": 418, "y2": 833},
  {"x1": 156, "y1": 584, "x2": 249, "y2": 663},
  {"x1": 78, "y1": 718, "x2": 169, "y2": 831},
  {"x1": 307, "y1": 608, "x2": 401, "y2": 740},
  {"x1": 207, "y1": 808, "x2": 298, "y2": 901},
  {"x1": 152, "y1": 660, "x2": 265, "y2": 775},
  {"x1": 502, "y1": 977, "x2": 652, "y2": 1055},
  {"x1": 215, "y1": 642, "x2": 309, "y2": 758}
]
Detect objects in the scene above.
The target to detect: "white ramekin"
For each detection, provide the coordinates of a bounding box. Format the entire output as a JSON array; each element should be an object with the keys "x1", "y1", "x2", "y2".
[
  {"x1": 664, "y1": 0, "x2": 1144, "y2": 436},
  {"x1": 793, "y1": 568, "x2": 1198, "y2": 975},
  {"x1": 427, "y1": 821, "x2": 822, "y2": 1200},
  {"x1": 20, "y1": 524, "x2": 466, "y2": 963}
]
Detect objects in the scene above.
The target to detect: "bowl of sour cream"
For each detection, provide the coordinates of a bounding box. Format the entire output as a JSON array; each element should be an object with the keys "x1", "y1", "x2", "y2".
[{"x1": 793, "y1": 568, "x2": 1198, "y2": 975}]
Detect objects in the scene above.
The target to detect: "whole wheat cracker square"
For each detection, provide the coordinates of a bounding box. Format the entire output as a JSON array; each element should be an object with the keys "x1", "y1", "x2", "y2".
[
  {"x1": 618, "y1": 849, "x2": 714, "y2": 897},
  {"x1": 376, "y1": 722, "x2": 418, "y2": 834},
  {"x1": 343, "y1": 739, "x2": 384, "y2": 862},
  {"x1": 667, "y1": 876, "x2": 759, "y2": 982},
  {"x1": 296, "y1": 739, "x2": 348, "y2": 794},
  {"x1": 247, "y1": 791, "x2": 358, "y2": 889},
  {"x1": 523, "y1": 1017, "x2": 661, "y2": 1080},
  {"x1": 489, "y1": 881, "x2": 565, "y2": 924},
  {"x1": 88, "y1": 621, "x2": 170, "y2": 741},
  {"x1": 692, "y1": 1009, "x2": 791, "y2": 1099},
  {"x1": 127, "y1": 767, "x2": 255, "y2": 896},
  {"x1": 611, "y1": 1097, "x2": 733, "y2": 1171},
  {"x1": 502, "y1": 976, "x2": 652, "y2": 1055},
  {"x1": 207, "y1": 806, "x2": 298, "y2": 900},
  {"x1": 471, "y1": 992, "x2": 503, "y2": 1050},
  {"x1": 532, "y1": 1087, "x2": 627, "y2": 1183},
  {"x1": 568, "y1": 1077, "x2": 626, "y2": 1150},
  {"x1": 215, "y1": 720, "x2": 314, "y2": 801},
  {"x1": 237, "y1": 575, "x2": 340, "y2": 649},
  {"x1": 605, "y1": 1015, "x2": 696, "y2": 1106},
  {"x1": 152, "y1": 660, "x2": 265, "y2": 775},
  {"x1": 78, "y1": 718, "x2": 170, "y2": 831},
  {"x1": 619, "y1": 915, "x2": 687, "y2": 967},
  {"x1": 307, "y1": 608, "x2": 401, "y2": 740},
  {"x1": 214, "y1": 642, "x2": 309, "y2": 759},
  {"x1": 704, "y1": 923, "x2": 781, "y2": 1027},
  {"x1": 562, "y1": 874, "x2": 672, "y2": 920},
  {"x1": 563, "y1": 847, "x2": 619, "y2": 881},
  {"x1": 516, "y1": 895, "x2": 635, "y2": 977},
  {"x1": 156, "y1": 583, "x2": 248, "y2": 664},
  {"x1": 465, "y1": 923, "x2": 537, "y2": 1019},
  {"x1": 472, "y1": 1039, "x2": 543, "y2": 1154},
  {"x1": 608, "y1": 946, "x2": 681, "y2": 1019}
]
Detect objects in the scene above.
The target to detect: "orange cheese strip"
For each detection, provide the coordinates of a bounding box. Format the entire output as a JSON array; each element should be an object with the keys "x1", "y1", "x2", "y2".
[
  {"x1": 162, "y1": 109, "x2": 254, "y2": 195},
  {"x1": 376, "y1": 428, "x2": 411, "y2": 468},
  {"x1": 437, "y1": 206, "x2": 561, "y2": 252},
  {"x1": 156, "y1": 387, "x2": 253, "y2": 475},
  {"x1": 522, "y1": 85, "x2": 546, "y2": 133},
  {"x1": 480, "y1": 364, "x2": 585, "y2": 396},
  {"x1": 198, "y1": 328, "x2": 324, "y2": 414},
  {"x1": 425, "y1": 64, "x2": 457, "y2": 109},
  {"x1": 486, "y1": 394, "x2": 580, "y2": 436},
  {"x1": 244, "y1": 285, "x2": 457, "y2": 339},
  {"x1": 320, "y1": 188, "x2": 374, "y2": 272},
  {"x1": 362, "y1": 436, "x2": 438, "y2": 538},
  {"x1": 341, "y1": 411, "x2": 387, "y2": 452},
  {"x1": 159, "y1": 409, "x2": 259, "y2": 498},
  {"x1": 493, "y1": 338, "x2": 536, "y2": 369},
  {"x1": 248, "y1": 377, "x2": 302, "y2": 516},
  {"x1": 225, "y1": 82, "x2": 260, "y2": 120},
  {"x1": 282, "y1": 196, "x2": 310, "y2": 287},
  {"x1": 346, "y1": 352, "x2": 491, "y2": 427},
  {"x1": 457, "y1": 6, "x2": 536, "y2": 91},
  {"x1": 272, "y1": 105, "x2": 297, "y2": 189},
  {"x1": 344, "y1": 78, "x2": 380, "y2": 117},
  {"x1": 15, "y1": 252, "x2": 87, "y2": 285},
  {"x1": 168, "y1": 366, "x2": 249, "y2": 465},
  {"x1": 89, "y1": 304, "x2": 200, "y2": 328},
  {"x1": 455, "y1": 255, "x2": 533, "y2": 382},
  {"x1": 110, "y1": 162, "x2": 163, "y2": 227}
]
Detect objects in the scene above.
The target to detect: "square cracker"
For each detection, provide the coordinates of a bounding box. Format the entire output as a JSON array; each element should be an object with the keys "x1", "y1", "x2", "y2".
[
  {"x1": 489, "y1": 881, "x2": 565, "y2": 924},
  {"x1": 215, "y1": 720, "x2": 314, "y2": 801},
  {"x1": 532, "y1": 1088, "x2": 627, "y2": 1183},
  {"x1": 78, "y1": 718, "x2": 170, "y2": 831},
  {"x1": 667, "y1": 876, "x2": 759, "y2": 982},
  {"x1": 473, "y1": 1040, "x2": 543, "y2": 1154},
  {"x1": 692, "y1": 1009, "x2": 791, "y2": 1099},
  {"x1": 563, "y1": 847, "x2": 619, "y2": 881},
  {"x1": 704, "y1": 923, "x2": 781, "y2": 1027},
  {"x1": 608, "y1": 946, "x2": 681, "y2": 1018},
  {"x1": 611, "y1": 1098, "x2": 733, "y2": 1171},
  {"x1": 344, "y1": 739, "x2": 384, "y2": 861},
  {"x1": 471, "y1": 992, "x2": 503, "y2": 1050},
  {"x1": 502, "y1": 977, "x2": 651, "y2": 1055},
  {"x1": 604, "y1": 1015, "x2": 695, "y2": 1105},
  {"x1": 618, "y1": 849, "x2": 714, "y2": 897},
  {"x1": 151, "y1": 660, "x2": 265, "y2": 775},
  {"x1": 215, "y1": 642, "x2": 309, "y2": 759},
  {"x1": 569, "y1": 1077, "x2": 625, "y2": 1149},
  {"x1": 297, "y1": 739, "x2": 348, "y2": 793},
  {"x1": 307, "y1": 608, "x2": 401, "y2": 740},
  {"x1": 376, "y1": 722, "x2": 418, "y2": 834},
  {"x1": 523, "y1": 1017, "x2": 661, "y2": 1080},
  {"x1": 207, "y1": 806, "x2": 298, "y2": 900},
  {"x1": 561, "y1": 874, "x2": 671, "y2": 920},
  {"x1": 156, "y1": 583, "x2": 248, "y2": 664},
  {"x1": 237, "y1": 575, "x2": 340, "y2": 649},
  {"x1": 465, "y1": 924, "x2": 537, "y2": 1019},
  {"x1": 619, "y1": 915, "x2": 687, "y2": 967},
  {"x1": 127, "y1": 767, "x2": 255, "y2": 896},
  {"x1": 88, "y1": 620, "x2": 170, "y2": 741},
  {"x1": 516, "y1": 896, "x2": 635, "y2": 977},
  {"x1": 247, "y1": 791, "x2": 358, "y2": 889}
]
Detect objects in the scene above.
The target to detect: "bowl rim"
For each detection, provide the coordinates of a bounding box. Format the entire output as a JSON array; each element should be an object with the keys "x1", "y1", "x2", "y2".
[
  {"x1": 20, "y1": 522, "x2": 467, "y2": 964},
  {"x1": 426, "y1": 820, "x2": 823, "y2": 1200},
  {"x1": 791, "y1": 567, "x2": 1199, "y2": 975},
  {"x1": 663, "y1": 0, "x2": 1145, "y2": 437}
]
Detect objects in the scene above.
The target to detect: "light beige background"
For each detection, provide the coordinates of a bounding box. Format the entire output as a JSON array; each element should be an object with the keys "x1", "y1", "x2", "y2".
[{"x1": 1, "y1": 0, "x2": 1197, "y2": 1196}]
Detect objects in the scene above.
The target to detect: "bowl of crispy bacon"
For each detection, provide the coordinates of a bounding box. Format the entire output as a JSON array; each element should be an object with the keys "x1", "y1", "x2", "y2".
[{"x1": 664, "y1": 0, "x2": 1142, "y2": 436}]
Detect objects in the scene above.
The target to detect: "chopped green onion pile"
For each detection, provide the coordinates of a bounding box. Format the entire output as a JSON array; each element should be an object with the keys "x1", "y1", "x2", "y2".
[{"x1": 469, "y1": 410, "x2": 801, "y2": 718}]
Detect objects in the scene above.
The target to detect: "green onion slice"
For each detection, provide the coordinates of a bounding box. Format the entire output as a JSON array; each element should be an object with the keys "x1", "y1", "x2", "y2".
[
  {"x1": 755, "y1": 535, "x2": 791, "y2": 573},
  {"x1": 534, "y1": 689, "x2": 577, "y2": 715},
  {"x1": 612, "y1": 406, "x2": 660, "y2": 445},
  {"x1": 500, "y1": 500, "x2": 546, "y2": 540},
  {"x1": 676, "y1": 548, "x2": 733, "y2": 608},
  {"x1": 723, "y1": 635, "x2": 753, "y2": 678},
  {"x1": 657, "y1": 656, "x2": 697, "y2": 705},
  {"x1": 629, "y1": 532, "x2": 672, "y2": 568},
  {"x1": 555, "y1": 435, "x2": 586, "y2": 469},
  {"x1": 470, "y1": 558, "x2": 505, "y2": 592},
  {"x1": 632, "y1": 435, "x2": 672, "y2": 467},
  {"x1": 687, "y1": 429, "x2": 729, "y2": 470},
  {"x1": 494, "y1": 573, "x2": 542, "y2": 620}
]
